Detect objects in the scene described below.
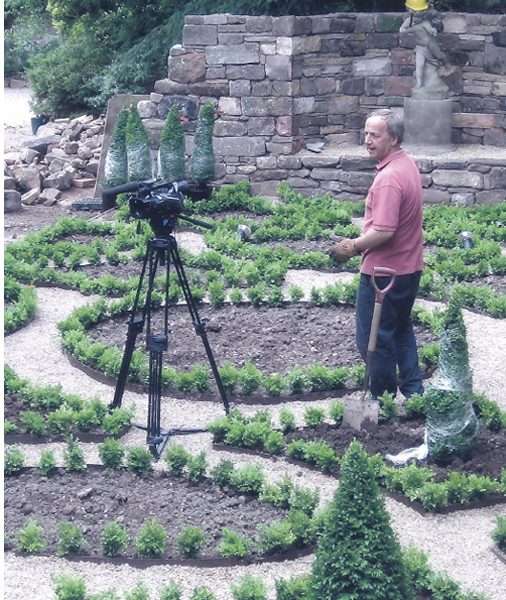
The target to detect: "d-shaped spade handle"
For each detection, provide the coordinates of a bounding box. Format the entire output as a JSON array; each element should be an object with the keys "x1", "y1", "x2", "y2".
[{"x1": 371, "y1": 266, "x2": 396, "y2": 305}]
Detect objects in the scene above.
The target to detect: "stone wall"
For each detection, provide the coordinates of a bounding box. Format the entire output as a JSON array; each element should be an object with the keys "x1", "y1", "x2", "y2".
[{"x1": 135, "y1": 12, "x2": 506, "y2": 203}]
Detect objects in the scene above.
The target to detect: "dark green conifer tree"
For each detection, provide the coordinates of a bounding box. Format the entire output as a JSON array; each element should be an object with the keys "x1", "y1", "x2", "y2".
[
  {"x1": 125, "y1": 103, "x2": 152, "y2": 182},
  {"x1": 189, "y1": 100, "x2": 216, "y2": 186},
  {"x1": 311, "y1": 440, "x2": 414, "y2": 600},
  {"x1": 158, "y1": 103, "x2": 186, "y2": 183}
]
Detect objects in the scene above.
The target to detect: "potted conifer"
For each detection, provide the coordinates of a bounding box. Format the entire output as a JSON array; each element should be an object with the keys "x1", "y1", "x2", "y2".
[
  {"x1": 187, "y1": 100, "x2": 216, "y2": 200},
  {"x1": 157, "y1": 103, "x2": 185, "y2": 184}
]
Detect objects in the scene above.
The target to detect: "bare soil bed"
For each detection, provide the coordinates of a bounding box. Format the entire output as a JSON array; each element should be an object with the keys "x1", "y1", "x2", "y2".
[
  {"x1": 4, "y1": 467, "x2": 288, "y2": 562},
  {"x1": 85, "y1": 303, "x2": 437, "y2": 382}
]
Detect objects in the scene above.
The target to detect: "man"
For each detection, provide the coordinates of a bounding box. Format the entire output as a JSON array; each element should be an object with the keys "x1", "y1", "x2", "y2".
[{"x1": 330, "y1": 109, "x2": 424, "y2": 401}]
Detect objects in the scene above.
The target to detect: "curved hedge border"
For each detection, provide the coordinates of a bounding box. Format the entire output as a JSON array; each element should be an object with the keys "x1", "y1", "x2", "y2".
[{"x1": 4, "y1": 277, "x2": 37, "y2": 335}]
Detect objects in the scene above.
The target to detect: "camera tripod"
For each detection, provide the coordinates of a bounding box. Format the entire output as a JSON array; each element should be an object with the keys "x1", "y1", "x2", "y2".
[{"x1": 110, "y1": 215, "x2": 230, "y2": 459}]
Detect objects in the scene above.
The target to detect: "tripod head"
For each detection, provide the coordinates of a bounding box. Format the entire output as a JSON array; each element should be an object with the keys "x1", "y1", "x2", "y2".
[{"x1": 102, "y1": 179, "x2": 214, "y2": 237}]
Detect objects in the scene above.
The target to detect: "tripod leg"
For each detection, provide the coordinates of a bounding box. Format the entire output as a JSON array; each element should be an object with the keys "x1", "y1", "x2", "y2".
[
  {"x1": 169, "y1": 239, "x2": 230, "y2": 414},
  {"x1": 147, "y1": 340, "x2": 166, "y2": 452},
  {"x1": 110, "y1": 317, "x2": 144, "y2": 409}
]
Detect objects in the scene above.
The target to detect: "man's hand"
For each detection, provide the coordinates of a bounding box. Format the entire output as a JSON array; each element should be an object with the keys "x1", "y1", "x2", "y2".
[{"x1": 329, "y1": 238, "x2": 359, "y2": 264}]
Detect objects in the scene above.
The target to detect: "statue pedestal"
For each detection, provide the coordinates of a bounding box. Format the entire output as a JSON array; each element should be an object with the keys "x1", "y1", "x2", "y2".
[{"x1": 403, "y1": 98, "x2": 453, "y2": 151}]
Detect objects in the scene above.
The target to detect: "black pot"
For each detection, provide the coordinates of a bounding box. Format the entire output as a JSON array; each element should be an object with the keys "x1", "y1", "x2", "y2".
[{"x1": 186, "y1": 183, "x2": 213, "y2": 202}]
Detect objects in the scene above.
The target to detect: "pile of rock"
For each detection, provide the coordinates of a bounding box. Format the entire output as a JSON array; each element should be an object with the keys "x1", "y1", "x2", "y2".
[{"x1": 4, "y1": 114, "x2": 104, "y2": 212}]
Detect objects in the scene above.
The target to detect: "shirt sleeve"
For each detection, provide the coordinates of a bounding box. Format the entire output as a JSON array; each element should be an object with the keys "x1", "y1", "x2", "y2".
[{"x1": 369, "y1": 173, "x2": 403, "y2": 232}]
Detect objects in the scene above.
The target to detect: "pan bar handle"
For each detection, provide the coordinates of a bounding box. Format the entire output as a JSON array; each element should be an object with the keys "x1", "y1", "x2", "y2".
[{"x1": 371, "y1": 266, "x2": 396, "y2": 304}]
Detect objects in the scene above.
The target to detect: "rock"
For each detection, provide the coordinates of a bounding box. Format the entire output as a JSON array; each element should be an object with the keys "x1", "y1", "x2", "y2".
[
  {"x1": 43, "y1": 168, "x2": 75, "y2": 190},
  {"x1": 23, "y1": 135, "x2": 61, "y2": 155},
  {"x1": 39, "y1": 188, "x2": 61, "y2": 203},
  {"x1": 21, "y1": 188, "x2": 41, "y2": 205},
  {"x1": 13, "y1": 165, "x2": 41, "y2": 192},
  {"x1": 4, "y1": 190, "x2": 22, "y2": 212},
  {"x1": 19, "y1": 147, "x2": 41, "y2": 164},
  {"x1": 4, "y1": 176, "x2": 17, "y2": 190}
]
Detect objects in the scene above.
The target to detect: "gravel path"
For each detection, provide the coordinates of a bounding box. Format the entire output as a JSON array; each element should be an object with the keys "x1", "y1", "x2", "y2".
[{"x1": 4, "y1": 285, "x2": 506, "y2": 600}]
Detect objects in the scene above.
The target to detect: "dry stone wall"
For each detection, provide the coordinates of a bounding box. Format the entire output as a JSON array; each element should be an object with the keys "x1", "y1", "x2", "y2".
[{"x1": 131, "y1": 12, "x2": 506, "y2": 204}]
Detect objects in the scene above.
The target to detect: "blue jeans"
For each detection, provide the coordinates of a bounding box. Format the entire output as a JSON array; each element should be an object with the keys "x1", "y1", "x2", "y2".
[{"x1": 356, "y1": 271, "x2": 424, "y2": 399}]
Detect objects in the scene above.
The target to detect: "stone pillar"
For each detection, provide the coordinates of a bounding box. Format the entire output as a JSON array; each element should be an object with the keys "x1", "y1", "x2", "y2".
[{"x1": 403, "y1": 98, "x2": 453, "y2": 150}]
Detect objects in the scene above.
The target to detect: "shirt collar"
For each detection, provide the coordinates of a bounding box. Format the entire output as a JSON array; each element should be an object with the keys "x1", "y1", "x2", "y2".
[{"x1": 375, "y1": 148, "x2": 406, "y2": 172}]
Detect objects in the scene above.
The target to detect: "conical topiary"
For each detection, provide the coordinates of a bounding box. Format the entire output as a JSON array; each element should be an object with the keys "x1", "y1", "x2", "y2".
[
  {"x1": 310, "y1": 440, "x2": 414, "y2": 600},
  {"x1": 425, "y1": 285, "x2": 479, "y2": 459},
  {"x1": 104, "y1": 103, "x2": 129, "y2": 187},
  {"x1": 157, "y1": 103, "x2": 185, "y2": 184},
  {"x1": 189, "y1": 100, "x2": 216, "y2": 186},
  {"x1": 125, "y1": 103, "x2": 153, "y2": 182}
]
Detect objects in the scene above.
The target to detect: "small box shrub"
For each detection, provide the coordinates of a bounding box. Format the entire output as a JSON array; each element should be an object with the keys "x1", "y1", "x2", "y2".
[
  {"x1": 186, "y1": 451, "x2": 208, "y2": 483},
  {"x1": 274, "y1": 574, "x2": 311, "y2": 600},
  {"x1": 175, "y1": 525, "x2": 206, "y2": 558},
  {"x1": 135, "y1": 518, "x2": 166, "y2": 559},
  {"x1": 230, "y1": 463, "x2": 265, "y2": 496},
  {"x1": 158, "y1": 580, "x2": 183, "y2": 600},
  {"x1": 16, "y1": 519, "x2": 47, "y2": 553},
  {"x1": 4, "y1": 445, "x2": 25, "y2": 476},
  {"x1": 210, "y1": 458, "x2": 235, "y2": 487},
  {"x1": 57, "y1": 521, "x2": 87, "y2": 556},
  {"x1": 164, "y1": 443, "x2": 191, "y2": 477},
  {"x1": 303, "y1": 406, "x2": 325, "y2": 428},
  {"x1": 328, "y1": 399, "x2": 344, "y2": 425},
  {"x1": 265, "y1": 430, "x2": 285, "y2": 455},
  {"x1": 52, "y1": 571, "x2": 86, "y2": 600},
  {"x1": 218, "y1": 527, "x2": 253, "y2": 559},
  {"x1": 100, "y1": 521, "x2": 130, "y2": 557},
  {"x1": 98, "y1": 437, "x2": 125, "y2": 471},
  {"x1": 190, "y1": 587, "x2": 216, "y2": 600},
  {"x1": 279, "y1": 408, "x2": 296, "y2": 434},
  {"x1": 20, "y1": 410, "x2": 46, "y2": 435},
  {"x1": 256, "y1": 520, "x2": 296, "y2": 556},
  {"x1": 126, "y1": 446, "x2": 153, "y2": 474},
  {"x1": 230, "y1": 574, "x2": 267, "y2": 600},
  {"x1": 491, "y1": 515, "x2": 506, "y2": 553},
  {"x1": 63, "y1": 435, "x2": 85, "y2": 472},
  {"x1": 39, "y1": 449, "x2": 57, "y2": 476},
  {"x1": 124, "y1": 580, "x2": 150, "y2": 600}
]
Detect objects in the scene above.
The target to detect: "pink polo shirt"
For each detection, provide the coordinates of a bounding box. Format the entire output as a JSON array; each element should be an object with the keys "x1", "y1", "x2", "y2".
[{"x1": 361, "y1": 148, "x2": 424, "y2": 276}]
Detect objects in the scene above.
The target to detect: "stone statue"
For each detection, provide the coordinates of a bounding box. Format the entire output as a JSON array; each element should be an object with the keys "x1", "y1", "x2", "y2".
[{"x1": 400, "y1": 1, "x2": 451, "y2": 100}]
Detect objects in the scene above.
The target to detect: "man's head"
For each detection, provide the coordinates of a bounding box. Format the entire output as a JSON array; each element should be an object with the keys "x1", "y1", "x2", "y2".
[{"x1": 364, "y1": 109, "x2": 404, "y2": 162}]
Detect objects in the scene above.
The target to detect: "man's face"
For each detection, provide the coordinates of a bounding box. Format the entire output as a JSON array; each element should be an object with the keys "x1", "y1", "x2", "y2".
[{"x1": 364, "y1": 116, "x2": 399, "y2": 162}]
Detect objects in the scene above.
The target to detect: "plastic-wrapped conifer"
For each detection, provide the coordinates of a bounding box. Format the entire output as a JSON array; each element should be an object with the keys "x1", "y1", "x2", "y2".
[
  {"x1": 425, "y1": 284, "x2": 479, "y2": 459},
  {"x1": 189, "y1": 101, "x2": 216, "y2": 186},
  {"x1": 311, "y1": 440, "x2": 414, "y2": 600},
  {"x1": 104, "y1": 104, "x2": 129, "y2": 187},
  {"x1": 158, "y1": 104, "x2": 185, "y2": 183},
  {"x1": 125, "y1": 103, "x2": 152, "y2": 182}
]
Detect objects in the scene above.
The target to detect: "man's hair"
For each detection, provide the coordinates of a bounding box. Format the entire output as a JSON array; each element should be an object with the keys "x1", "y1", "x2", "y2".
[{"x1": 368, "y1": 109, "x2": 404, "y2": 144}]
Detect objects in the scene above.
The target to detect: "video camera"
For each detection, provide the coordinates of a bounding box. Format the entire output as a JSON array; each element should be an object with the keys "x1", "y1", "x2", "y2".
[{"x1": 102, "y1": 179, "x2": 212, "y2": 236}]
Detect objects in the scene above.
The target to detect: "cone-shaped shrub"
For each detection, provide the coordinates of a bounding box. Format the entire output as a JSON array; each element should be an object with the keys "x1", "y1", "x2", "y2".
[
  {"x1": 310, "y1": 440, "x2": 414, "y2": 600},
  {"x1": 189, "y1": 101, "x2": 216, "y2": 185},
  {"x1": 104, "y1": 104, "x2": 129, "y2": 187},
  {"x1": 425, "y1": 285, "x2": 479, "y2": 459},
  {"x1": 158, "y1": 103, "x2": 185, "y2": 183},
  {"x1": 125, "y1": 103, "x2": 152, "y2": 182}
]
